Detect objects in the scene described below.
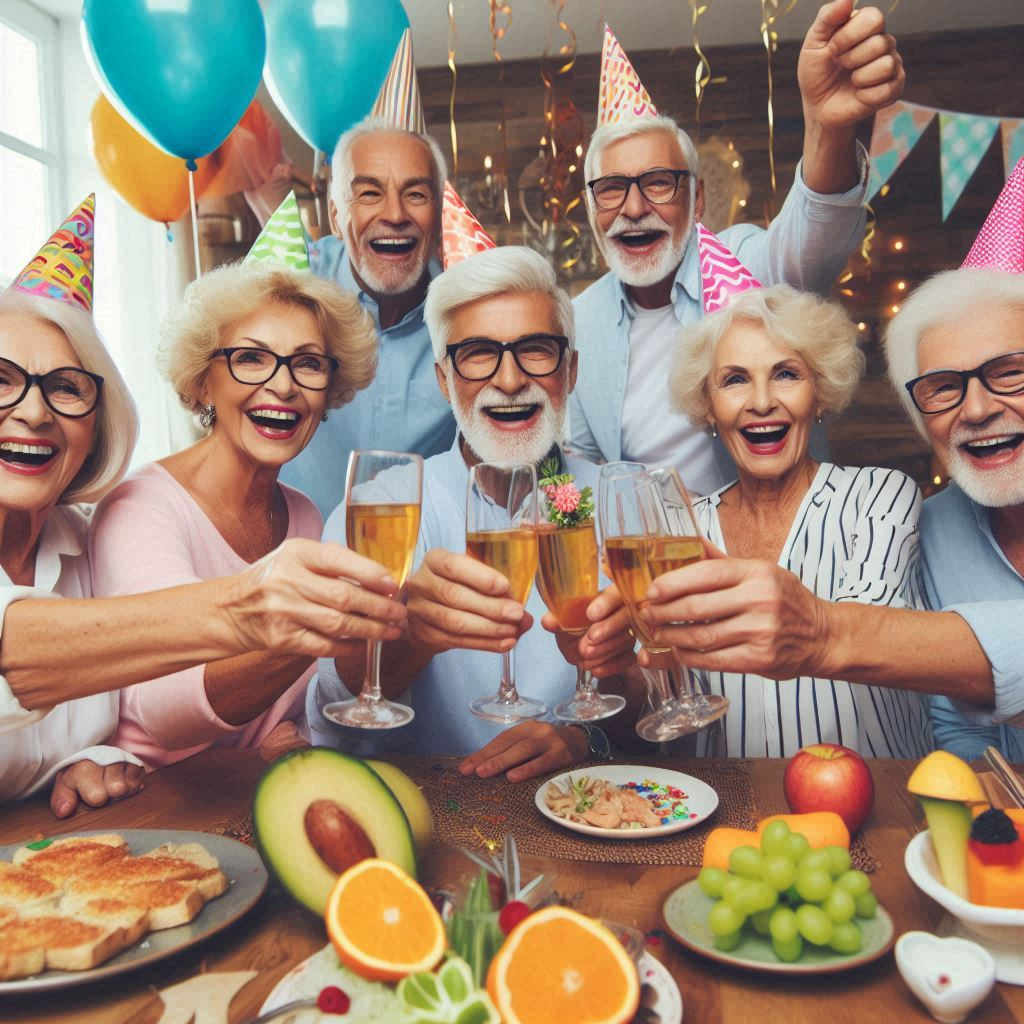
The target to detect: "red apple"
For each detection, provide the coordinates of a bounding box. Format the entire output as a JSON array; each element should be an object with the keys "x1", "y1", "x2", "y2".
[{"x1": 784, "y1": 743, "x2": 875, "y2": 834}]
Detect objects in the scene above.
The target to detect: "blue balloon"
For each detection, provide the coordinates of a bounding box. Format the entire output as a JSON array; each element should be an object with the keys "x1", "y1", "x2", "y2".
[
  {"x1": 82, "y1": 0, "x2": 265, "y2": 163},
  {"x1": 264, "y1": 0, "x2": 410, "y2": 155}
]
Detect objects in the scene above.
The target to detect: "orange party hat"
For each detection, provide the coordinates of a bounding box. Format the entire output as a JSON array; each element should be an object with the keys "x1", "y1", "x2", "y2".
[
  {"x1": 370, "y1": 28, "x2": 426, "y2": 134},
  {"x1": 441, "y1": 181, "x2": 496, "y2": 269},
  {"x1": 598, "y1": 25, "x2": 658, "y2": 125}
]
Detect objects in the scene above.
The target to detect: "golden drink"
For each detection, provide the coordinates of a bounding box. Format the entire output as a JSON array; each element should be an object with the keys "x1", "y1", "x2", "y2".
[
  {"x1": 646, "y1": 535, "x2": 704, "y2": 576},
  {"x1": 466, "y1": 528, "x2": 538, "y2": 605},
  {"x1": 604, "y1": 535, "x2": 658, "y2": 648},
  {"x1": 346, "y1": 502, "x2": 421, "y2": 586},
  {"x1": 536, "y1": 521, "x2": 600, "y2": 634}
]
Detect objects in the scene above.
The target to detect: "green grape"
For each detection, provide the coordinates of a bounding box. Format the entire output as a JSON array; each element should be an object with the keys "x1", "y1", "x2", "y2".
[
  {"x1": 769, "y1": 906, "x2": 798, "y2": 944},
  {"x1": 760, "y1": 820, "x2": 791, "y2": 856},
  {"x1": 824, "y1": 845, "x2": 852, "y2": 877},
  {"x1": 835, "y1": 869, "x2": 871, "y2": 898},
  {"x1": 772, "y1": 935, "x2": 804, "y2": 963},
  {"x1": 795, "y1": 868, "x2": 832, "y2": 904},
  {"x1": 709, "y1": 900, "x2": 745, "y2": 937},
  {"x1": 798, "y1": 849, "x2": 833, "y2": 875},
  {"x1": 750, "y1": 909, "x2": 773, "y2": 936},
  {"x1": 729, "y1": 845, "x2": 764, "y2": 880},
  {"x1": 829, "y1": 920, "x2": 863, "y2": 955},
  {"x1": 822, "y1": 887, "x2": 856, "y2": 924},
  {"x1": 762, "y1": 854, "x2": 797, "y2": 893},
  {"x1": 783, "y1": 832, "x2": 811, "y2": 861},
  {"x1": 744, "y1": 881, "x2": 779, "y2": 914},
  {"x1": 854, "y1": 891, "x2": 878, "y2": 919},
  {"x1": 782, "y1": 884, "x2": 802, "y2": 905},
  {"x1": 714, "y1": 931, "x2": 742, "y2": 952},
  {"x1": 795, "y1": 904, "x2": 834, "y2": 946},
  {"x1": 722, "y1": 876, "x2": 747, "y2": 909},
  {"x1": 698, "y1": 866, "x2": 728, "y2": 899}
]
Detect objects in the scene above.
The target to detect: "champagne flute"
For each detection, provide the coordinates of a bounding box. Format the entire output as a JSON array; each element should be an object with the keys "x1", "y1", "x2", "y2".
[
  {"x1": 322, "y1": 450, "x2": 422, "y2": 729},
  {"x1": 465, "y1": 462, "x2": 545, "y2": 722}
]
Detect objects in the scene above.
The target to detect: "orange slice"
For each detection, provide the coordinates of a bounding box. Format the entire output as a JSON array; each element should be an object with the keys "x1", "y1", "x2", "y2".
[
  {"x1": 486, "y1": 905, "x2": 640, "y2": 1024},
  {"x1": 325, "y1": 858, "x2": 446, "y2": 981}
]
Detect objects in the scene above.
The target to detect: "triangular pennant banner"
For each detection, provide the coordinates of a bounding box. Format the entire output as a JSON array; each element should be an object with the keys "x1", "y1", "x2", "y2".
[
  {"x1": 245, "y1": 191, "x2": 309, "y2": 270},
  {"x1": 697, "y1": 223, "x2": 762, "y2": 315},
  {"x1": 866, "y1": 102, "x2": 936, "y2": 202},
  {"x1": 961, "y1": 156, "x2": 1024, "y2": 273},
  {"x1": 441, "y1": 182, "x2": 496, "y2": 269},
  {"x1": 939, "y1": 111, "x2": 1000, "y2": 221},
  {"x1": 370, "y1": 28, "x2": 426, "y2": 134},
  {"x1": 1001, "y1": 118, "x2": 1024, "y2": 181},
  {"x1": 597, "y1": 25, "x2": 658, "y2": 125}
]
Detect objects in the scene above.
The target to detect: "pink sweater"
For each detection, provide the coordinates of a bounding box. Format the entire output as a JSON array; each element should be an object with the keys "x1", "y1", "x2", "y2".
[{"x1": 89, "y1": 463, "x2": 323, "y2": 769}]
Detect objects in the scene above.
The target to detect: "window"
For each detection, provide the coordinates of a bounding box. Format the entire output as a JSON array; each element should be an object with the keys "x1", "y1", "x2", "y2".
[{"x1": 0, "y1": 0, "x2": 63, "y2": 287}]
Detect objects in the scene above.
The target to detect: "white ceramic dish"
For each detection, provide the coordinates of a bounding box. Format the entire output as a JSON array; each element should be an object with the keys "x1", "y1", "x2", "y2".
[
  {"x1": 535, "y1": 765, "x2": 718, "y2": 840},
  {"x1": 895, "y1": 931, "x2": 996, "y2": 1023}
]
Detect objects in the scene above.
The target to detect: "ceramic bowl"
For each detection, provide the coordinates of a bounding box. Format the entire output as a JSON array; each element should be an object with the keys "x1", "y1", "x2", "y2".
[{"x1": 895, "y1": 931, "x2": 995, "y2": 1023}]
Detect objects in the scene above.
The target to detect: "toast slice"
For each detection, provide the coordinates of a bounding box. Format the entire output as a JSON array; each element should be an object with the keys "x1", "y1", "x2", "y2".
[
  {"x1": 60, "y1": 897, "x2": 150, "y2": 945},
  {"x1": 0, "y1": 912, "x2": 129, "y2": 976},
  {"x1": 63, "y1": 876, "x2": 205, "y2": 931},
  {"x1": 137, "y1": 843, "x2": 228, "y2": 900},
  {"x1": 13, "y1": 835, "x2": 129, "y2": 887},
  {"x1": 0, "y1": 862, "x2": 61, "y2": 911}
]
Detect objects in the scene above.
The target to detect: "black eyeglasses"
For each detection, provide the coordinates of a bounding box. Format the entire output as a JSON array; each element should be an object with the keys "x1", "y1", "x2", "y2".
[
  {"x1": 213, "y1": 347, "x2": 339, "y2": 391},
  {"x1": 445, "y1": 335, "x2": 570, "y2": 382},
  {"x1": 0, "y1": 358, "x2": 103, "y2": 418},
  {"x1": 587, "y1": 168, "x2": 692, "y2": 211},
  {"x1": 905, "y1": 350, "x2": 1024, "y2": 415}
]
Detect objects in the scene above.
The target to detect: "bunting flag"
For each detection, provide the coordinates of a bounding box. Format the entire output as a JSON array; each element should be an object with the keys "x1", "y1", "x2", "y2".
[
  {"x1": 245, "y1": 191, "x2": 309, "y2": 270},
  {"x1": 9, "y1": 194, "x2": 95, "y2": 313},
  {"x1": 961, "y1": 157, "x2": 1024, "y2": 273},
  {"x1": 1002, "y1": 118, "x2": 1024, "y2": 180},
  {"x1": 597, "y1": 25, "x2": 658, "y2": 125},
  {"x1": 370, "y1": 28, "x2": 426, "y2": 135},
  {"x1": 441, "y1": 181, "x2": 496, "y2": 269},
  {"x1": 696, "y1": 223, "x2": 762, "y2": 315},
  {"x1": 866, "y1": 102, "x2": 936, "y2": 202},
  {"x1": 939, "y1": 111, "x2": 1001, "y2": 221}
]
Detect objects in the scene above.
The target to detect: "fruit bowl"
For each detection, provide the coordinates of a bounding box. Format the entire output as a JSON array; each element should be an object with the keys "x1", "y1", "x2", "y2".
[{"x1": 904, "y1": 829, "x2": 1024, "y2": 985}]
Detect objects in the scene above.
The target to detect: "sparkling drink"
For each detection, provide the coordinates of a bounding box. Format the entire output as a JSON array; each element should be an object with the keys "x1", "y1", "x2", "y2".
[
  {"x1": 346, "y1": 503, "x2": 421, "y2": 587},
  {"x1": 646, "y1": 535, "x2": 704, "y2": 576},
  {"x1": 466, "y1": 528, "x2": 538, "y2": 605},
  {"x1": 603, "y1": 535, "x2": 660, "y2": 649},
  {"x1": 536, "y1": 521, "x2": 600, "y2": 634}
]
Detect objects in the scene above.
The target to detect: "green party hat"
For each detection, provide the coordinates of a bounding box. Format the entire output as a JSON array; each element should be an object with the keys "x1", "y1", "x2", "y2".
[{"x1": 245, "y1": 192, "x2": 309, "y2": 270}]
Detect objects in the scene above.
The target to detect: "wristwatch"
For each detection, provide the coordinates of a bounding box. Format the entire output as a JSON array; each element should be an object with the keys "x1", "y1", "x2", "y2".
[{"x1": 574, "y1": 723, "x2": 612, "y2": 762}]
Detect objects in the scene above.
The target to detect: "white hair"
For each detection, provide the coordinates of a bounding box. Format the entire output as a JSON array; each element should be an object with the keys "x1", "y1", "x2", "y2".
[
  {"x1": 885, "y1": 269, "x2": 1024, "y2": 437},
  {"x1": 0, "y1": 291, "x2": 138, "y2": 504},
  {"x1": 424, "y1": 246, "x2": 575, "y2": 363}
]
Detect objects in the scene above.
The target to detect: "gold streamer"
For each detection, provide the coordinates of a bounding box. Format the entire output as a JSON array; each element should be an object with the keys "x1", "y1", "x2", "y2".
[
  {"x1": 689, "y1": 0, "x2": 724, "y2": 143},
  {"x1": 859, "y1": 200, "x2": 876, "y2": 273},
  {"x1": 489, "y1": 2, "x2": 514, "y2": 223},
  {"x1": 759, "y1": 0, "x2": 798, "y2": 219},
  {"x1": 447, "y1": 0, "x2": 459, "y2": 178}
]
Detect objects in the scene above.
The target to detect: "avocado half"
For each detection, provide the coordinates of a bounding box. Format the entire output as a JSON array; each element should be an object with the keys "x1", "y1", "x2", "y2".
[{"x1": 253, "y1": 747, "x2": 417, "y2": 915}]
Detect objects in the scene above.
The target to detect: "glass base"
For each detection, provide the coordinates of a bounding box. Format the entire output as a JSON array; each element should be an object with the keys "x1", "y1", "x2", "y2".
[
  {"x1": 553, "y1": 692, "x2": 626, "y2": 723},
  {"x1": 469, "y1": 692, "x2": 547, "y2": 724},
  {"x1": 322, "y1": 698, "x2": 415, "y2": 730},
  {"x1": 635, "y1": 693, "x2": 729, "y2": 743}
]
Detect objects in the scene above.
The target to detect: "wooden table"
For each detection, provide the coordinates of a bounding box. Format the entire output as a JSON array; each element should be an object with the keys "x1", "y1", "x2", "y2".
[{"x1": 1, "y1": 750, "x2": 1022, "y2": 1024}]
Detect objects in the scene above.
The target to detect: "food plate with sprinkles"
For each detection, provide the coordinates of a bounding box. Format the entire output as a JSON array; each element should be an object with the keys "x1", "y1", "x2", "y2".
[{"x1": 536, "y1": 765, "x2": 719, "y2": 839}]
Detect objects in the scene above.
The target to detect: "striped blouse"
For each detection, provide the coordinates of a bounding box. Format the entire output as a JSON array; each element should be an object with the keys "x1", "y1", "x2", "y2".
[{"x1": 692, "y1": 463, "x2": 933, "y2": 759}]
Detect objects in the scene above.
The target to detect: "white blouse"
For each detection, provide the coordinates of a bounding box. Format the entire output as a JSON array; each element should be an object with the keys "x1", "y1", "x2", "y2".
[
  {"x1": 0, "y1": 504, "x2": 140, "y2": 802},
  {"x1": 693, "y1": 463, "x2": 933, "y2": 759}
]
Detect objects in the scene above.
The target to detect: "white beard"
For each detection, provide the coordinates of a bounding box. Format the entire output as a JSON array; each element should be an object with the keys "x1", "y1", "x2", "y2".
[
  {"x1": 345, "y1": 225, "x2": 430, "y2": 296},
  {"x1": 945, "y1": 417, "x2": 1024, "y2": 508},
  {"x1": 594, "y1": 212, "x2": 692, "y2": 290}
]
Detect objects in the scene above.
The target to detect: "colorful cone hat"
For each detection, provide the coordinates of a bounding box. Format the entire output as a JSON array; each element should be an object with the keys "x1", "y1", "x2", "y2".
[
  {"x1": 961, "y1": 156, "x2": 1024, "y2": 273},
  {"x1": 441, "y1": 182, "x2": 497, "y2": 269},
  {"x1": 371, "y1": 28, "x2": 426, "y2": 134},
  {"x1": 697, "y1": 223, "x2": 762, "y2": 314},
  {"x1": 245, "y1": 192, "x2": 309, "y2": 270},
  {"x1": 598, "y1": 25, "x2": 658, "y2": 125},
  {"x1": 9, "y1": 194, "x2": 95, "y2": 313}
]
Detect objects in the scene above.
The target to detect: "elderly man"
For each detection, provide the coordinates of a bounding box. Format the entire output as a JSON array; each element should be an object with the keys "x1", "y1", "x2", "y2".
[
  {"x1": 572, "y1": 0, "x2": 905, "y2": 495},
  {"x1": 307, "y1": 246, "x2": 639, "y2": 780},
  {"x1": 281, "y1": 117, "x2": 456, "y2": 515}
]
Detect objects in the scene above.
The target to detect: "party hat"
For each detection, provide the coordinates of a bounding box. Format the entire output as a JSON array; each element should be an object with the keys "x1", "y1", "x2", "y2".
[
  {"x1": 441, "y1": 181, "x2": 496, "y2": 270},
  {"x1": 245, "y1": 192, "x2": 309, "y2": 270},
  {"x1": 370, "y1": 28, "x2": 426, "y2": 135},
  {"x1": 9, "y1": 194, "x2": 95, "y2": 313},
  {"x1": 960, "y1": 156, "x2": 1024, "y2": 273},
  {"x1": 598, "y1": 25, "x2": 658, "y2": 125},
  {"x1": 697, "y1": 223, "x2": 762, "y2": 314}
]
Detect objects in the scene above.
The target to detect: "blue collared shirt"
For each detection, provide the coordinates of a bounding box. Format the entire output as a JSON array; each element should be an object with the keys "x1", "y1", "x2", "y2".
[
  {"x1": 279, "y1": 235, "x2": 457, "y2": 517},
  {"x1": 569, "y1": 154, "x2": 868, "y2": 494},
  {"x1": 306, "y1": 439, "x2": 603, "y2": 756},
  {"x1": 918, "y1": 483, "x2": 1024, "y2": 762}
]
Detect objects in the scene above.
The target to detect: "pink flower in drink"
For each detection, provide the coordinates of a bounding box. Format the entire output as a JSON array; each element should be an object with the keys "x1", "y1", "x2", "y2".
[
  {"x1": 544, "y1": 483, "x2": 558, "y2": 499},
  {"x1": 551, "y1": 483, "x2": 580, "y2": 514}
]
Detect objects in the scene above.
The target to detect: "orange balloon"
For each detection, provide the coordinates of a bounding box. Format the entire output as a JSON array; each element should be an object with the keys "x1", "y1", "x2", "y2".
[
  {"x1": 202, "y1": 100, "x2": 286, "y2": 199},
  {"x1": 88, "y1": 94, "x2": 219, "y2": 224}
]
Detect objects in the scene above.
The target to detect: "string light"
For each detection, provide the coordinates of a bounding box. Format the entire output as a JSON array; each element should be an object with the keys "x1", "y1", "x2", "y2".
[
  {"x1": 857, "y1": 322, "x2": 867, "y2": 331},
  {"x1": 933, "y1": 475, "x2": 942, "y2": 486},
  {"x1": 891, "y1": 304, "x2": 901, "y2": 315},
  {"x1": 896, "y1": 280, "x2": 907, "y2": 291},
  {"x1": 893, "y1": 239, "x2": 904, "y2": 251}
]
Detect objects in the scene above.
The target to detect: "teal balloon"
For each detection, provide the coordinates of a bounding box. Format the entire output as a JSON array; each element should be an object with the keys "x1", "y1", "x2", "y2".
[
  {"x1": 264, "y1": 0, "x2": 410, "y2": 155},
  {"x1": 82, "y1": 0, "x2": 265, "y2": 163}
]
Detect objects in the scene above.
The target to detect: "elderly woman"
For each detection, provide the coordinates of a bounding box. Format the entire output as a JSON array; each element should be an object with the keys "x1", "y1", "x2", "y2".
[
  {"x1": 659, "y1": 284, "x2": 931, "y2": 758},
  {"x1": 89, "y1": 258, "x2": 387, "y2": 768}
]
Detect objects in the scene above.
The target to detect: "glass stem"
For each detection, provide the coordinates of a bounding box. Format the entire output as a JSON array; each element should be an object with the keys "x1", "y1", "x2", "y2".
[
  {"x1": 497, "y1": 647, "x2": 520, "y2": 706},
  {"x1": 575, "y1": 665, "x2": 596, "y2": 702},
  {"x1": 359, "y1": 638, "x2": 383, "y2": 705}
]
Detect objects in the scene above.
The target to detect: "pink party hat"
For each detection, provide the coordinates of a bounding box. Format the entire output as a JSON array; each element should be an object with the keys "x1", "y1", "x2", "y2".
[
  {"x1": 598, "y1": 25, "x2": 658, "y2": 125},
  {"x1": 961, "y1": 156, "x2": 1024, "y2": 273},
  {"x1": 697, "y1": 223, "x2": 762, "y2": 314},
  {"x1": 9, "y1": 195, "x2": 95, "y2": 313},
  {"x1": 441, "y1": 181, "x2": 496, "y2": 269},
  {"x1": 370, "y1": 28, "x2": 426, "y2": 135}
]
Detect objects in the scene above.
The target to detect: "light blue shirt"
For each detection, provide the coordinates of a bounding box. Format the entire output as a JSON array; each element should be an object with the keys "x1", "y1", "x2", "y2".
[
  {"x1": 569, "y1": 155, "x2": 869, "y2": 494},
  {"x1": 279, "y1": 235, "x2": 457, "y2": 517},
  {"x1": 918, "y1": 483, "x2": 1024, "y2": 762},
  {"x1": 306, "y1": 440, "x2": 603, "y2": 756}
]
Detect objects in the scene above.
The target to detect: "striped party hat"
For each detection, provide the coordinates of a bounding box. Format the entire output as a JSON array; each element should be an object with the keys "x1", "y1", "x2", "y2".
[
  {"x1": 598, "y1": 25, "x2": 658, "y2": 125},
  {"x1": 9, "y1": 194, "x2": 95, "y2": 313},
  {"x1": 371, "y1": 28, "x2": 426, "y2": 134},
  {"x1": 961, "y1": 156, "x2": 1024, "y2": 273},
  {"x1": 697, "y1": 223, "x2": 761, "y2": 314},
  {"x1": 441, "y1": 181, "x2": 496, "y2": 269},
  {"x1": 245, "y1": 192, "x2": 309, "y2": 270}
]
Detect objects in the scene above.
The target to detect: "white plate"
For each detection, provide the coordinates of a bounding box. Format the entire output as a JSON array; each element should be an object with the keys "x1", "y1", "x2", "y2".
[{"x1": 535, "y1": 764, "x2": 718, "y2": 839}]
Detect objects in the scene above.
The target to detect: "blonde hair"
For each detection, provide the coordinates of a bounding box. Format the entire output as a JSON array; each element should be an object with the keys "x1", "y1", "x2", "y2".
[
  {"x1": 160, "y1": 261, "x2": 378, "y2": 416},
  {"x1": 670, "y1": 285, "x2": 864, "y2": 426},
  {"x1": 0, "y1": 291, "x2": 137, "y2": 505}
]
